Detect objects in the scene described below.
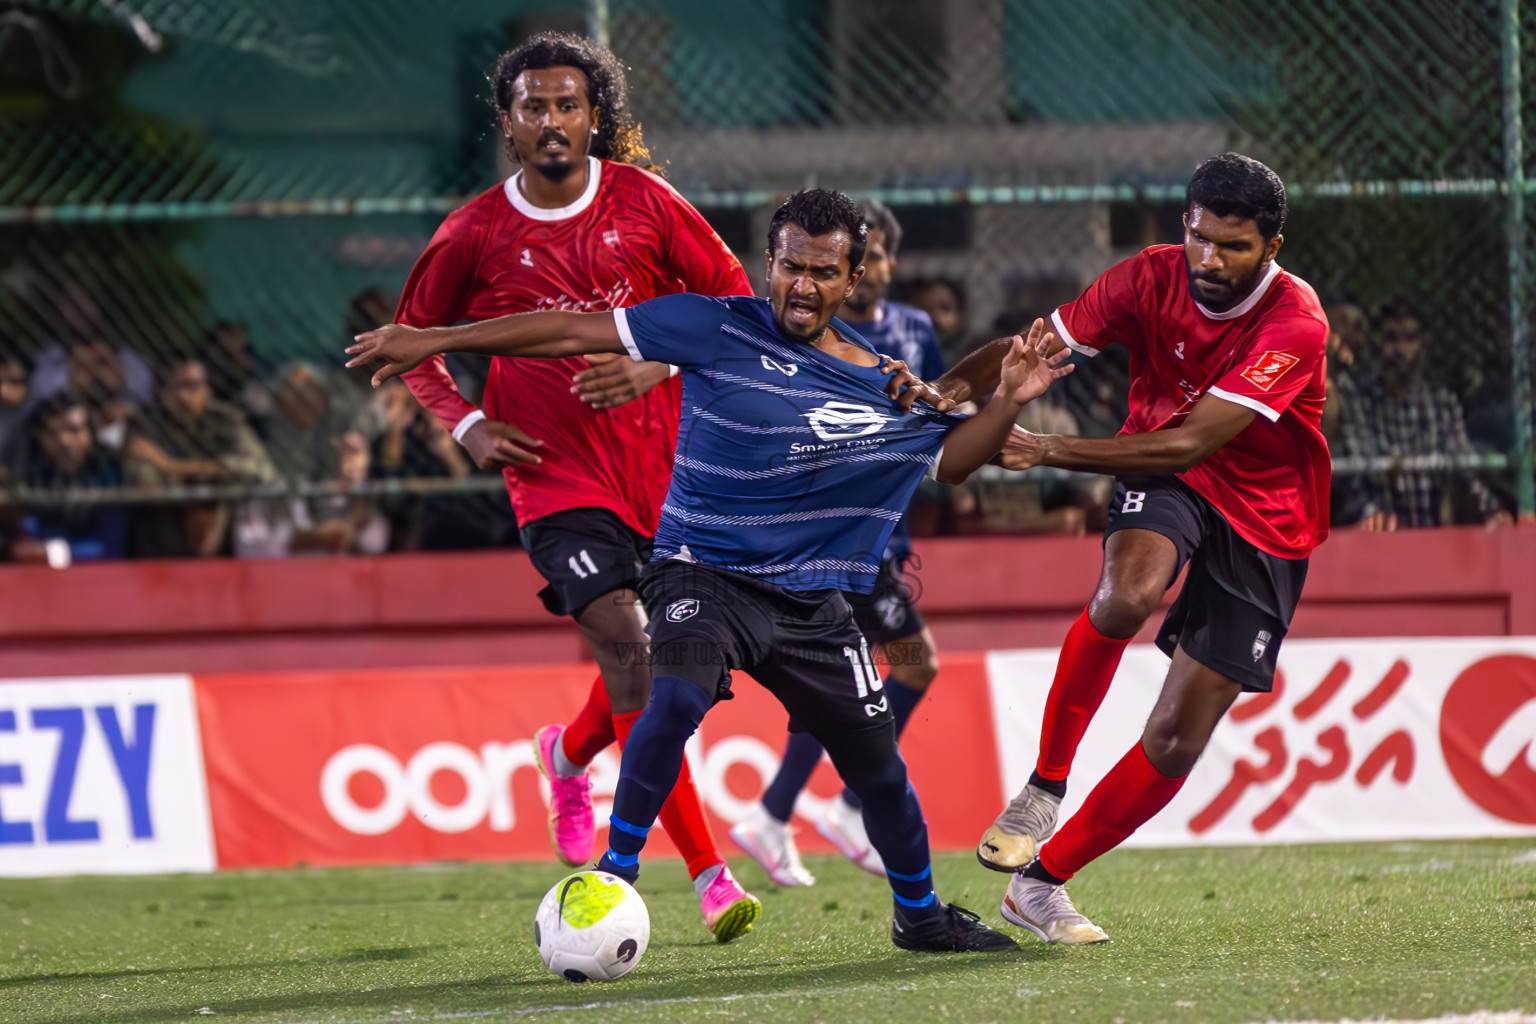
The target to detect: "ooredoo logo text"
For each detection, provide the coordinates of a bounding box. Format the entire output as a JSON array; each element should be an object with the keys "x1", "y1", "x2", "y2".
[{"x1": 1438, "y1": 654, "x2": 1536, "y2": 824}]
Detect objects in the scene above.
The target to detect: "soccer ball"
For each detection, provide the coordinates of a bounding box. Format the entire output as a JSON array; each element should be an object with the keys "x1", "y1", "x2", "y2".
[{"x1": 534, "y1": 870, "x2": 650, "y2": 982}]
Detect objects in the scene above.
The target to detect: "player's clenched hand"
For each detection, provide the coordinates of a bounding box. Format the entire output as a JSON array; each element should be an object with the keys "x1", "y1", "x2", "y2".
[
  {"x1": 880, "y1": 357, "x2": 955, "y2": 413},
  {"x1": 997, "y1": 319, "x2": 1073, "y2": 407},
  {"x1": 571, "y1": 353, "x2": 672, "y2": 409},
  {"x1": 345, "y1": 323, "x2": 439, "y2": 388},
  {"x1": 995, "y1": 425, "x2": 1045, "y2": 471},
  {"x1": 461, "y1": 418, "x2": 544, "y2": 469}
]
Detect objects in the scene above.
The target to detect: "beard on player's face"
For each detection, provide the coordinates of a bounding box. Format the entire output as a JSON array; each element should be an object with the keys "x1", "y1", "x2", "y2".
[
  {"x1": 517, "y1": 126, "x2": 587, "y2": 182},
  {"x1": 1186, "y1": 258, "x2": 1264, "y2": 312}
]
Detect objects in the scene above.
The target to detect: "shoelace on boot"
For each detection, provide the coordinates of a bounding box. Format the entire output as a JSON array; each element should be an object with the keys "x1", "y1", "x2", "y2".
[{"x1": 995, "y1": 789, "x2": 1056, "y2": 837}]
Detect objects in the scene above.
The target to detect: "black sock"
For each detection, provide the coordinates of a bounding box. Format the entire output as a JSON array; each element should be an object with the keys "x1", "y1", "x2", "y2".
[
  {"x1": 1028, "y1": 769, "x2": 1067, "y2": 800},
  {"x1": 1023, "y1": 859, "x2": 1067, "y2": 886}
]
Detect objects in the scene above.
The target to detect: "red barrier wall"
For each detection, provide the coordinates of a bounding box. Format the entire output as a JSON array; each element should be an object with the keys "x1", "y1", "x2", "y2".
[{"x1": 6, "y1": 525, "x2": 1534, "y2": 677}]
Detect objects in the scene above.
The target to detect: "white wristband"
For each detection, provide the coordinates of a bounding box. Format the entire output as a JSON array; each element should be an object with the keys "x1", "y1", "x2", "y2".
[
  {"x1": 452, "y1": 409, "x2": 487, "y2": 444},
  {"x1": 668, "y1": 364, "x2": 680, "y2": 377}
]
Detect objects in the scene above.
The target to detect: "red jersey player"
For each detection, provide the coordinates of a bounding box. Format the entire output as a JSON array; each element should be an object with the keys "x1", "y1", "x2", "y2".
[
  {"x1": 957, "y1": 154, "x2": 1329, "y2": 944},
  {"x1": 395, "y1": 33, "x2": 761, "y2": 941}
]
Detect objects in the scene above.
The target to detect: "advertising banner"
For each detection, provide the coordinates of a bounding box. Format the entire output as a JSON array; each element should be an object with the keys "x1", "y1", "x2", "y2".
[
  {"x1": 987, "y1": 638, "x2": 1536, "y2": 847},
  {"x1": 7, "y1": 635, "x2": 1533, "y2": 876},
  {"x1": 195, "y1": 659, "x2": 1002, "y2": 869},
  {"x1": 0, "y1": 675, "x2": 215, "y2": 876}
]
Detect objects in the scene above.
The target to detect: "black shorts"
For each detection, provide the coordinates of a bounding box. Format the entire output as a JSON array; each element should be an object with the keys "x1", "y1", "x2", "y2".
[
  {"x1": 1104, "y1": 476, "x2": 1308, "y2": 692},
  {"x1": 844, "y1": 554, "x2": 926, "y2": 645},
  {"x1": 639, "y1": 560, "x2": 895, "y2": 738},
  {"x1": 519, "y1": 507, "x2": 653, "y2": 618}
]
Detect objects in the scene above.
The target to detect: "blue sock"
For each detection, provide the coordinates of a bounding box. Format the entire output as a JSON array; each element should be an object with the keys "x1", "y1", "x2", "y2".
[
  {"x1": 841, "y1": 677, "x2": 925, "y2": 811},
  {"x1": 762, "y1": 730, "x2": 824, "y2": 823},
  {"x1": 870, "y1": 779, "x2": 938, "y2": 918},
  {"x1": 596, "y1": 675, "x2": 714, "y2": 882}
]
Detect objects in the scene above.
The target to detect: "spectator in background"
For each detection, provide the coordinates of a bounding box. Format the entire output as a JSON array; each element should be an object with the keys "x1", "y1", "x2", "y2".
[
  {"x1": 951, "y1": 390, "x2": 1109, "y2": 536},
  {"x1": 232, "y1": 361, "x2": 387, "y2": 557},
  {"x1": 909, "y1": 278, "x2": 969, "y2": 366},
  {"x1": 0, "y1": 354, "x2": 30, "y2": 468},
  {"x1": 1319, "y1": 300, "x2": 1382, "y2": 527},
  {"x1": 1352, "y1": 301, "x2": 1512, "y2": 528},
  {"x1": 369, "y1": 379, "x2": 512, "y2": 550},
  {"x1": 1058, "y1": 343, "x2": 1131, "y2": 439},
  {"x1": 8, "y1": 394, "x2": 126, "y2": 563},
  {"x1": 203, "y1": 321, "x2": 275, "y2": 427},
  {"x1": 30, "y1": 338, "x2": 144, "y2": 451},
  {"x1": 340, "y1": 288, "x2": 398, "y2": 435},
  {"x1": 29, "y1": 283, "x2": 154, "y2": 422},
  {"x1": 1320, "y1": 300, "x2": 1366, "y2": 442},
  {"x1": 124, "y1": 358, "x2": 277, "y2": 558}
]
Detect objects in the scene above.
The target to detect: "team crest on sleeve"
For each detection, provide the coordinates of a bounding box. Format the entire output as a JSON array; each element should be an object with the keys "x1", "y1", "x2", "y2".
[
  {"x1": 666, "y1": 599, "x2": 700, "y2": 622},
  {"x1": 1239, "y1": 351, "x2": 1300, "y2": 391}
]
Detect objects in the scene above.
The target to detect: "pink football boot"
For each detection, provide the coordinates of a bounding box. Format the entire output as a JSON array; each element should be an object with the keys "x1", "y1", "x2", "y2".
[
  {"x1": 698, "y1": 864, "x2": 762, "y2": 943},
  {"x1": 532, "y1": 724, "x2": 595, "y2": 866}
]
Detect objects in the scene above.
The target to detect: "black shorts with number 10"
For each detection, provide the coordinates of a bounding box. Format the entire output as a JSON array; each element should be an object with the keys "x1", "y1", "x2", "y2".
[
  {"x1": 1104, "y1": 476, "x2": 1308, "y2": 692},
  {"x1": 638, "y1": 560, "x2": 896, "y2": 738}
]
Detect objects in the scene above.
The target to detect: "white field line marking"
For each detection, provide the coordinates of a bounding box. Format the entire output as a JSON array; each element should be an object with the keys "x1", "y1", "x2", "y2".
[
  {"x1": 1242, "y1": 1014, "x2": 1536, "y2": 1024},
  {"x1": 276, "y1": 982, "x2": 903, "y2": 1023}
]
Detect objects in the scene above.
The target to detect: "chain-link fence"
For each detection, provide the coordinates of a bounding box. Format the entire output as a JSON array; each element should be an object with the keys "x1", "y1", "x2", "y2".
[{"x1": 0, "y1": 0, "x2": 1530, "y2": 560}]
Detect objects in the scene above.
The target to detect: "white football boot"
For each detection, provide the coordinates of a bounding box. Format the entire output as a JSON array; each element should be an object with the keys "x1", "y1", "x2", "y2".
[
  {"x1": 729, "y1": 804, "x2": 816, "y2": 887},
  {"x1": 816, "y1": 795, "x2": 885, "y2": 876},
  {"x1": 1001, "y1": 870, "x2": 1109, "y2": 945}
]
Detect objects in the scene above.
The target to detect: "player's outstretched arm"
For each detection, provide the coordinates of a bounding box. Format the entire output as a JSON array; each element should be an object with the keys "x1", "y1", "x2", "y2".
[
  {"x1": 346, "y1": 310, "x2": 626, "y2": 388},
  {"x1": 930, "y1": 318, "x2": 1065, "y2": 405},
  {"x1": 933, "y1": 332, "x2": 1073, "y2": 484},
  {"x1": 997, "y1": 390, "x2": 1256, "y2": 475}
]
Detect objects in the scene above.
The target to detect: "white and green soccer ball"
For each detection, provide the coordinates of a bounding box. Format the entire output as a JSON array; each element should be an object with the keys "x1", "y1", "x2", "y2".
[{"x1": 534, "y1": 871, "x2": 650, "y2": 982}]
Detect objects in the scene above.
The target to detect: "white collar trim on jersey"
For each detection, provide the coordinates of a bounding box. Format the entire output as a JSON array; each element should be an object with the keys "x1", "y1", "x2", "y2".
[
  {"x1": 1194, "y1": 259, "x2": 1282, "y2": 321},
  {"x1": 504, "y1": 156, "x2": 602, "y2": 221}
]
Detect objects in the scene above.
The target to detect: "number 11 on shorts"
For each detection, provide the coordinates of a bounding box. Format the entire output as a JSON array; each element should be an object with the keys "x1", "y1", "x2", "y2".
[{"x1": 841, "y1": 639, "x2": 883, "y2": 698}]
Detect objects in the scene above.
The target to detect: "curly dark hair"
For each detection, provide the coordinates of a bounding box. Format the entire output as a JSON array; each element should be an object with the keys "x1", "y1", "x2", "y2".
[
  {"x1": 1187, "y1": 152, "x2": 1288, "y2": 241},
  {"x1": 767, "y1": 189, "x2": 868, "y2": 273},
  {"x1": 490, "y1": 32, "x2": 651, "y2": 168}
]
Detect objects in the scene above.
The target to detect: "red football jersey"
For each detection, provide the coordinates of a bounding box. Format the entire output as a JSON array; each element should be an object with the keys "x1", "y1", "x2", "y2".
[
  {"x1": 397, "y1": 158, "x2": 752, "y2": 536},
  {"x1": 1052, "y1": 244, "x2": 1331, "y2": 558}
]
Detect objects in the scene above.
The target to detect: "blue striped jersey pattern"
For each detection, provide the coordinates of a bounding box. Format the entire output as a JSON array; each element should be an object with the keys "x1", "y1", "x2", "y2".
[{"x1": 614, "y1": 294, "x2": 962, "y2": 593}]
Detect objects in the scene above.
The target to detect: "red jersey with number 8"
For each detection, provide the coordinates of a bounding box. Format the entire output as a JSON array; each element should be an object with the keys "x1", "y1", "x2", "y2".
[
  {"x1": 396, "y1": 158, "x2": 752, "y2": 536},
  {"x1": 1052, "y1": 244, "x2": 1331, "y2": 558}
]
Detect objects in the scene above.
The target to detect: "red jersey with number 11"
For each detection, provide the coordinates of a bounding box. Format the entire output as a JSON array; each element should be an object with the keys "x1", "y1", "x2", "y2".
[
  {"x1": 397, "y1": 157, "x2": 751, "y2": 536},
  {"x1": 1052, "y1": 244, "x2": 1331, "y2": 558}
]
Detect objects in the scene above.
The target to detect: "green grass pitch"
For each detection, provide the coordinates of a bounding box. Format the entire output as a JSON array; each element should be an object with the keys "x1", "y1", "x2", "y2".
[{"x1": 2, "y1": 840, "x2": 1533, "y2": 1024}]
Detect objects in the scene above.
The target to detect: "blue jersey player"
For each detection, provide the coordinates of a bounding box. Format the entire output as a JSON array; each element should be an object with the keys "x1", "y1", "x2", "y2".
[
  {"x1": 348, "y1": 189, "x2": 1072, "y2": 955},
  {"x1": 733, "y1": 199, "x2": 950, "y2": 886}
]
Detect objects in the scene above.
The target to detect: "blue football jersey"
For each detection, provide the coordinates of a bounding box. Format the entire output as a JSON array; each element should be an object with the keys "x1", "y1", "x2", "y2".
[
  {"x1": 846, "y1": 300, "x2": 947, "y2": 382},
  {"x1": 614, "y1": 293, "x2": 963, "y2": 593}
]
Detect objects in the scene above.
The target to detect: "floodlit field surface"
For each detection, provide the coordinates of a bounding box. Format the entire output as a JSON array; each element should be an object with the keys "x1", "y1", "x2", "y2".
[{"x1": 2, "y1": 841, "x2": 1533, "y2": 1024}]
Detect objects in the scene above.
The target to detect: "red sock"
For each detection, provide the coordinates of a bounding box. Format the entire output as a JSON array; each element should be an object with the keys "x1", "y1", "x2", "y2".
[
  {"x1": 612, "y1": 710, "x2": 723, "y2": 879},
  {"x1": 560, "y1": 675, "x2": 616, "y2": 767},
  {"x1": 1038, "y1": 741, "x2": 1185, "y2": 880},
  {"x1": 1036, "y1": 608, "x2": 1132, "y2": 781}
]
